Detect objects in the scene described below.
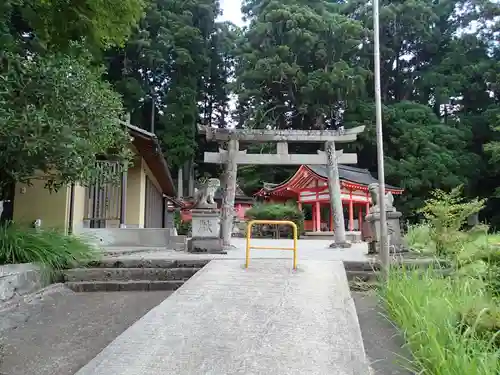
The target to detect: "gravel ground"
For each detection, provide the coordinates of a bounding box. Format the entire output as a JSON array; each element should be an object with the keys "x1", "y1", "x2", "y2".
[
  {"x1": 353, "y1": 291, "x2": 414, "y2": 375},
  {"x1": 0, "y1": 287, "x2": 172, "y2": 375}
]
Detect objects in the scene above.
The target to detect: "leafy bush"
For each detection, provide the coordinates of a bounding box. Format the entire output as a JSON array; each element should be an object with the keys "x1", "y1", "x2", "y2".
[
  {"x1": 174, "y1": 211, "x2": 191, "y2": 236},
  {"x1": 407, "y1": 187, "x2": 500, "y2": 292},
  {"x1": 405, "y1": 223, "x2": 435, "y2": 253},
  {"x1": 245, "y1": 203, "x2": 304, "y2": 237},
  {"x1": 418, "y1": 185, "x2": 485, "y2": 257},
  {"x1": 0, "y1": 223, "x2": 98, "y2": 269},
  {"x1": 0, "y1": 52, "x2": 133, "y2": 192}
]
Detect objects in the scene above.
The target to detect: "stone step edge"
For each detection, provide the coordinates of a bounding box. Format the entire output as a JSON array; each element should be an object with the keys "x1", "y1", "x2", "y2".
[
  {"x1": 63, "y1": 267, "x2": 199, "y2": 282},
  {"x1": 64, "y1": 269, "x2": 378, "y2": 282},
  {"x1": 103, "y1": 247, "x2": 187, "y2": 257},
  {"x1": 63, "y1": 276, "x2": 375, "y2": 291},
  {"x1": 65, "y1": 280, "x2": 184, "y2": 292},
  {"x1": 84, "y1": 259, "x2": 210, "y2": 269},
  {"x1": 346, "y1": 270, "x2": 378, "y2": 282},
  {"x1": 85, "y1": 258, "x2": 442, "y2": 269},
  {"x1": 346, "y1": 267, "x2": 452, "y2": 284},
  {"x1": 343, "y1": 258, "x2": 448, "y2": 271}
]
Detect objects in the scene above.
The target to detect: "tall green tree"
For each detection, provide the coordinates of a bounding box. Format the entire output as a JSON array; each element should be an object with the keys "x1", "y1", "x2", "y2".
[
  {"x1": 0, "y1": 53, "x2": 131, "y2": 192},
  {"x1": 0, "y1": 0, "x2": 145, "y2": 197},
  {"x1": 201, "y1": 21, "x2": 240, "y2": 129},
  {"x1": 234, "y1": 0, "x2": 369, "y2": 195},
  {"x1": 105, "y1": 0, "x2": 236, "y2": 172},
  {"x1": 237, "y1": 0, "x2": 368, "y2": 130},
  {"x1": 1, "y1": 0, "x2": 144, "y2": 53}
]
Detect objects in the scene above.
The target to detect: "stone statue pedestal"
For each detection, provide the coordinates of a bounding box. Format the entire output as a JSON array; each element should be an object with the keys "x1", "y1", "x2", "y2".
[
  {"x1": 187, "y1": 209, "x2": 226, "y2": 254},
  {"x1": 365, "y1": 210, "x2": 406, "y2": 254}
]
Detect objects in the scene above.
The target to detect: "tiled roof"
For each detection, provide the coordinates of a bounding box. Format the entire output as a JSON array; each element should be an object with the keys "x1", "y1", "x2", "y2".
[{"x1": 306, "y1": 165, "x2": 401, "y2": 190}]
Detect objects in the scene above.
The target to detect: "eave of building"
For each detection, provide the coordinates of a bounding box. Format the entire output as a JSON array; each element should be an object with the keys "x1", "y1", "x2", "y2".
[
  {"x1": 254, "y1": 165, "x2": 311, "y2": 198},
  {"x1": 166, "y1": 196, "x2": 187, "y2": 209},
  {"x1": 126, "y1": 123, "x2": 176, "y2": 197}
]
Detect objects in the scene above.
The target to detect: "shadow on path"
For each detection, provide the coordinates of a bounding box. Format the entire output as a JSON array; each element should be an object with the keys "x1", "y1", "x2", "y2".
[{"x1": 353, "y1": 291, "x2": 414, "y2": 375}]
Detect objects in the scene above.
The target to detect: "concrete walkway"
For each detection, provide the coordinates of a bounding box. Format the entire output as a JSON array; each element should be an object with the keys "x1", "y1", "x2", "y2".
[
  {"x1": 104, "y1": 238, "x2": 371, "y2": 263},
  {"x1": 75, "y1": 259, "x2": 370, "y2": 375}
]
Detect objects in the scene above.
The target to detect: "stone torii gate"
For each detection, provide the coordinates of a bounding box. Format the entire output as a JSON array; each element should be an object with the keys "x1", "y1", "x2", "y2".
[{"x1": 198, "y1": 126, "x2": 366, "y2": 248}]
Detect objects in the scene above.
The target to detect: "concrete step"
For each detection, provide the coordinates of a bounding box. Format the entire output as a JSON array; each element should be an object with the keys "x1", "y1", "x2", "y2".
[
  {"x1": 303, "y1": 231, "x2": 362, "y2": 243},
  {"x1": 345, "y1": 263, "x2": 452, "y2": 286},
  {"x1": 63, "y1": 267, "x2": 199, "y2": 282},
  {"x1": 100, "y1": 247, "x2": 169, "y2": 257},
  {"x1": 346, "y1": 270, "x2": 379, "y2": 283},
  {"x1": 343, "y1": 258, "x2": 448, "y2": 271},
  {"x1": 66, "y1": 280, "x2": 184, "y2": 292},
  {"x1": 81, "y1": 228, "x2": 174, "y2": 247},
  {"x1": 85, "y1": 259, "x2": 209, "y2": 269},
  {"x1": 65, "y1": 267, "x2": 380, "y2": 284},
  {"x1": 171, "y1": 235, "x2": 187, "y2": 251}
]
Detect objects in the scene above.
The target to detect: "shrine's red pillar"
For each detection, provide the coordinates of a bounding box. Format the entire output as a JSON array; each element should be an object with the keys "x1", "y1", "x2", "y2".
[
  {"x1": 315, "y1": 201, "x2": 321, "y2": 232},
  {"x1": 312, "y1": 204, "x2": 316, "y2": 231},
  {"x1": 348, "y1": 192, "x2": 354, "y2": 231}
]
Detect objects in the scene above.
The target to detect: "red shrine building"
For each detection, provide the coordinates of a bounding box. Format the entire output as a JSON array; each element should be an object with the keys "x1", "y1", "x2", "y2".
[{"x1": 255, "y1": 165, "x2": 403, "y2": 232}]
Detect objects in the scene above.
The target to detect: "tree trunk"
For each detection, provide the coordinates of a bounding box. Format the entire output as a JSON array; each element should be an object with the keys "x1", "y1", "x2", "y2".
[
  {"x1": 220, "y1": 139, "x2": 238, "y2": 248},
  {"x1": 188, "y1": 158, "x2": 195, "y2": 197},
  {"x1": 182, "y1": 160, "x2": 190, "y2": 197},
  {"x1": 325, "y1": 141, "x2": 351, "y2": 248},
  {"x1": 177, "y1": 167, "x2": 183, "y2": 199}
]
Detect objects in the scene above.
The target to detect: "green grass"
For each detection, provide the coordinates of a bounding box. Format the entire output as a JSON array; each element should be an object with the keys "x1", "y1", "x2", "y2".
[
  {"x1": 0, "y1": 223, "x2": 98, "y2": 269},
  {"x1": 381, "y1": 266, "x2": 500, "y2": 375}
]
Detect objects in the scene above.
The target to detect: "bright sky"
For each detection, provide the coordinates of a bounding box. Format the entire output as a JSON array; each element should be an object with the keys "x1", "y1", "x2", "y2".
[{"x1": 219, "y1": 0, "x2": 245, "y2": 26}]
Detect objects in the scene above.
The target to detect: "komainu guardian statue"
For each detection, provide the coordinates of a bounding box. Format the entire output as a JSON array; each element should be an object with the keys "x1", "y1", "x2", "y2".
[
  {"x1": 193, "y1": 178, "x2": 220, "y2": 209},
  {"x1": 368, "y1": 183, "x2": 396, "y2": 213}
]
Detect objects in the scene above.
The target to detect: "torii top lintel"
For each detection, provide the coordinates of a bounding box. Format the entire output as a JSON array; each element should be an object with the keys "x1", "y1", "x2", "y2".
[{"x1": 198, "y1": 125, "x2": 366, "y2": 143}]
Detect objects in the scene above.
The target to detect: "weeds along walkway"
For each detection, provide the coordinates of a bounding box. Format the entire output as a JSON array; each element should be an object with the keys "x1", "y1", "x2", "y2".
[{"x1": 74, "y1": 259, "x2": 370, "y2": 375}]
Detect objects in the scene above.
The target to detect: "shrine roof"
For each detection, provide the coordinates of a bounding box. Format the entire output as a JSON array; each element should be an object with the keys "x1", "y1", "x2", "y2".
[
  {"x1": 306, "y1": 165, "x2": 402, "y2": 191},
  {"x1": 255, "y1": 165, "x2": 403, "y2": 196}
]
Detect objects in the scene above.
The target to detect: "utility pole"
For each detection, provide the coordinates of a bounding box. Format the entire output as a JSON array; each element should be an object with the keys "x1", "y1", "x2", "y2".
[{"x1": 373, "y1": 0, "x2": 390, "y2": 276}]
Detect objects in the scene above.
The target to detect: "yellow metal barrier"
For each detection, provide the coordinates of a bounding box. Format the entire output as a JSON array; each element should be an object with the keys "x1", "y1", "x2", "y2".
[{"x1": 245, "y1": 220, "x2": 298, "y2": 269}]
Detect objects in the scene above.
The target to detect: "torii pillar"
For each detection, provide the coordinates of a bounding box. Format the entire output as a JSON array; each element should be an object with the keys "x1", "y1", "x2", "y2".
[{"x1": 219, "y1": 138, "x2": 239, "y2": 247}]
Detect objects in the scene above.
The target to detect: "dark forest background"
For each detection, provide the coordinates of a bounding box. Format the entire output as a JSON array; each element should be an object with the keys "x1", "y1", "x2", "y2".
[{"x1": 1, "y1": 0, "x2": 500, "y2": 225}]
